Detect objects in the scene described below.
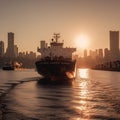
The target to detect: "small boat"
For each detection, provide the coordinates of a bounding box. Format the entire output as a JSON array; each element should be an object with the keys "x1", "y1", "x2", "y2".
[{"x1": 2, "y1": 63, "x2": 14, "y2": 70}]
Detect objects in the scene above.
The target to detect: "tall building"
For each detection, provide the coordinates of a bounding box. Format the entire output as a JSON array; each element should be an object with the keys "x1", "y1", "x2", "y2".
[
  {"x1": 6, "y1": 32, "x2": 15, "y2": 59},
  {"x1": 84, "y1": 49, "x2": 87, "y2": 58},
  {"x1": 110, "y1": 31, "x2": 120, "y2": 60},
  {"x1": 0, "y1": 41, "x2": 4, "y2": 57}
]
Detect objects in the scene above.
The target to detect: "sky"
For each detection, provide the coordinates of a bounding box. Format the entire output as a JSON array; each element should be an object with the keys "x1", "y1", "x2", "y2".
[{"x1": 0, "y1": 0, "x2": 120, "y2": 55}]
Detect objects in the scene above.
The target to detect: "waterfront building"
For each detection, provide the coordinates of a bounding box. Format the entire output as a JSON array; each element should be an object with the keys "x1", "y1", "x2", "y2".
[
  {"x1": 6, "y1": 32, "x2": 15, "y2": 59},
  {"x1": 110, "y1": 31, "x2": 120, "y2": 60},
  {"x1": 0, "y1": 41, "x2": 4, "y2": 57}
]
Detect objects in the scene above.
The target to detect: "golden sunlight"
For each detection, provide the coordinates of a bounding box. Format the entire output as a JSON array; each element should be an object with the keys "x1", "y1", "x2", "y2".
[
  {"x1": 74, "y1": 79, "x2": 90, "y2": 117},
  {"x1": 75, "y1": 34, "x2": 89, "y2": 49},
  {"x1": 78, "y1": 68, "x2": 89, "y2": 79}
]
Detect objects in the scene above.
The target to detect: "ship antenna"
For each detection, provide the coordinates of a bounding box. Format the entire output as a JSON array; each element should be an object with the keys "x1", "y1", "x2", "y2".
[{"x1": 53, "y1": 33, "x2": 60, "y2": 42}]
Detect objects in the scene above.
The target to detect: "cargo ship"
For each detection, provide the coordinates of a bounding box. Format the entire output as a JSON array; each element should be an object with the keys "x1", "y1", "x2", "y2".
[{"x1": 35, "y1": 33, "x2": 76, "y2": 84}]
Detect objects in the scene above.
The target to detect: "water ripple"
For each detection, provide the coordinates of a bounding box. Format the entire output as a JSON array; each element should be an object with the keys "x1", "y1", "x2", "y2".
[{"x1": 0, "y1": 69, "x2": 120, "y2": 120}]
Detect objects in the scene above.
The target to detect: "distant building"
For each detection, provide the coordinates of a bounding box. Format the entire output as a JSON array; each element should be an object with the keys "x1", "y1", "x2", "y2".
[
  {"x1": 110, "y1": 31, "x2": 120, "y2": 60},
  {"x1": 6, "y1": 32, "x2": 15, "y2": 59},
  {"x1": 29, "y1": 51, "x2": 36, "y2": 59},
  {"x1": 14, "y1": 45, "x2": 18, "y2": 58},
  {"x1": 98, "y1": 49, "x2": 103, "y2": 58},
  {"x1": 18, "y1": 52, "x2": 25, "y2": 58},
  {"x1": 104, "y1": 48, "x2": 110, "y2": 61},
  {"x1": 0, "y1": 41, "x2": 4, "y2": 57},
  {"x1": 84, "y1": 49, "x2": 87, "y2": 58},
  {"x1": 89, "y1": 50, "x2": 96, "y2": 59}
]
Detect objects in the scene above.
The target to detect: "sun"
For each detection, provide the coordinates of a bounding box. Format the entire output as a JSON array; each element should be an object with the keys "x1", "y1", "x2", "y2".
[{"x1": 75, "y1": 34, "x2": 89, "y2": 49}]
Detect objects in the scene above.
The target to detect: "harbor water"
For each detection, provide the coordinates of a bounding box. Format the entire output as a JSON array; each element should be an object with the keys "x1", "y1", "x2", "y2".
[{"x1": 0, "y1": 69, "x2": 120, "y2": 120}]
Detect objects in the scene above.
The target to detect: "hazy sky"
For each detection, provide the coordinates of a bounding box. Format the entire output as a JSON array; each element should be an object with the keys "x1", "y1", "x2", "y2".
[{"x1": 0, "y1": 0, "x2": 120, "y2": 55}]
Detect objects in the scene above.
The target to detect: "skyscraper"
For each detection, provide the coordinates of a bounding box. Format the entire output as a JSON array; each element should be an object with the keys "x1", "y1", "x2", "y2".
[
  {"x1": 6, "y1": 32, "x2": 15, "y2": 59},
  {"x1": 0, "y1": 41, "x2": 4, "y2": 57},
  {"x1": 110, "y1": 31, "x2": 120, "y2": 60}
]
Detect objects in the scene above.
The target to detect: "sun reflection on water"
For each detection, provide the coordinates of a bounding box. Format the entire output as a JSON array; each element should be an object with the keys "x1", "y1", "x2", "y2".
[
  {"x1": 74, "y1": 69, "x2": 90, "y2": 119},
  {"x1": 77, "y1": 68, "x2": 89, "y2": 79}
]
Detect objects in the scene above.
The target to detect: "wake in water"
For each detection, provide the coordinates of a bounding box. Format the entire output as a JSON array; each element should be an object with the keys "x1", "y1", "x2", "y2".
[
  {"x1": 0, "y1": 69, "x2": 120, "y2": 120},
  {"x1": 0, "y1": 77, "x2": 40, "y2": 120}
]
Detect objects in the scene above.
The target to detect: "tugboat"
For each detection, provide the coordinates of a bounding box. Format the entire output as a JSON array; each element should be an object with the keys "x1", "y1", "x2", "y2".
[
  {"x1": 2, "y1": 62, "x2": 14, "y2": 70},
  {"x1": 35, "y1": 33, "x2": 76, "y2": 84}
]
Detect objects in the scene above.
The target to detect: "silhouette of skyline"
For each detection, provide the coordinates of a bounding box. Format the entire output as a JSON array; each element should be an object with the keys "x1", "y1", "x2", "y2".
[
  {"x1": 0, "y1": 32, "x2": 37, "y2": 68},
  {"x1": 76, "y1": 31, "x2": 120, "y2": 69},
  {"x1": 0, "y1": 30, "x2": 120, "y2": 69},
  {"x1": 0, "y1": 0, "x2": 120, "y2": 53}
]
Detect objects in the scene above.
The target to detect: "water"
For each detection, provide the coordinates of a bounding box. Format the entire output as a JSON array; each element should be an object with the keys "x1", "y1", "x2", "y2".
[
  {"x1": 0, "y1": 69, "x2": 39, "y2": 96},
  {"x1": 0, "y1": 69, "x2": 120, "y2": 120}
]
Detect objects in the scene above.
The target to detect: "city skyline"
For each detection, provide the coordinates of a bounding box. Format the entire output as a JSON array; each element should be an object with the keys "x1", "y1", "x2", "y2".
[
  {"x1": 1, "y1": 30, "x2": 120, "y2": 56},
  {"x1": 0, "y1": 31, "x2": 120, "y2": 69},
  {"x1": 1, "y1": 0, "x2": 120, "y2": 54},
  {"x1": 0, "y1": 32, "x2": 37, "y2": 58}
]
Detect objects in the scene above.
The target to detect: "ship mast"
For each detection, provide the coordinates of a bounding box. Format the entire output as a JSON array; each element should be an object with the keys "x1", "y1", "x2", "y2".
[{"x1": 53, "y1": 33, "x2": 60, "y2": 42}]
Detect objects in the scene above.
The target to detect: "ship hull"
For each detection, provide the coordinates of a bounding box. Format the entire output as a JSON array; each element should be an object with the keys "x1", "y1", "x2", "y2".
[{"x1": 35, "y1": 60, "x2": 76, "y2": 83}]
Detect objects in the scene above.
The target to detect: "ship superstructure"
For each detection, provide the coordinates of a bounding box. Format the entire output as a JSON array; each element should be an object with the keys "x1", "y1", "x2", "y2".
[{"x1": 38, "y1": 33, "x2": 76, "y2": 60}]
